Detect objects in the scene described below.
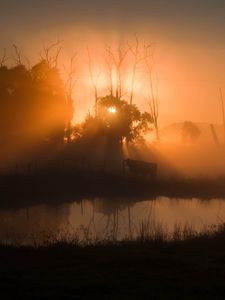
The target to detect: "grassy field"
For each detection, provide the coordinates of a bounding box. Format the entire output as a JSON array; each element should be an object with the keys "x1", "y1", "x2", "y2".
[{"x1": 1, "y1": 225, "x2": 225, "y2": 299}]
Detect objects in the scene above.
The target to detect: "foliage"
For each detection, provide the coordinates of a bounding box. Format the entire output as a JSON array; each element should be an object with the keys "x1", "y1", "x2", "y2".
[
  {"x1": 74, "y1": 95, "x2": 153, "y2": 143},
  {"x1": 0, "y1": 60, "x2": 72, "y2": 146}
]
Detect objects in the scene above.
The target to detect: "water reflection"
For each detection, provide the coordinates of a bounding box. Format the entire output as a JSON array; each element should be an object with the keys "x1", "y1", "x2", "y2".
[{"x1": 0, "y1": 197, "x2": 225, "y2": 245}]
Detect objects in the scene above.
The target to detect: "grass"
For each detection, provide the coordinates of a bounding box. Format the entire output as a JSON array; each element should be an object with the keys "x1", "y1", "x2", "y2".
[
  {"x1": 1, "y1": 223, "x2": 225, "y2": 299},
  {"x1": 1, "y1": 216, "x2": 221, "y2": 247},
  {"x1": 1, "y1": 172, "x2": 225, "y2": 298}
]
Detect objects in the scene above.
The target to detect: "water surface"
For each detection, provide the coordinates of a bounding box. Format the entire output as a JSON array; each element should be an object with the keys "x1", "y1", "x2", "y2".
[{"x1": 1, "y1": 197, "x2": 225, "y2": 245}]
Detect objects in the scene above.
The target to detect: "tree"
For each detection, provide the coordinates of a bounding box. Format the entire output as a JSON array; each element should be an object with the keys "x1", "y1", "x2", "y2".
[
  {"x1": 76, "y1": 95, "x2": 152, "y2": 144},
  {"x1": 64, "y1": 53, "x2": 79, "y2": 142},
  {"x1": 30, "y1": 59, "x2": 70, "y2": 143},
  {"x1": 0, "y1": 54, "x2": 72, "y2": 150},
  {"x1": 144, "y1": 43, "x2": 160, "y2": 141},
  {"x1": 105, "y1": 45, "x2": 129, "y2": 100},
  {"x1": 0, "y1": 48, "x2": 9, "y2": 67},
  {"x1": 87, "y1": 47, "x2": 100, "y2": 117},
  {"x1": 181, "y1": 121, "x2": 201, "y2": 142},
  {"x1": 128, "y1": 34, "x2": 143, "y2": 105}
]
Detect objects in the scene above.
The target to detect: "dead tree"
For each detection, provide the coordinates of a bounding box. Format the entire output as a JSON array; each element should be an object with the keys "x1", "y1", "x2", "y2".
[
  {"x1": 12, "y1": 45, "x2": 31, "y2": 70},
  {"x1": 105, "y1": 45, "x2": 114, "y2": 96},
  {"x1": 144, "y1": 43, "x2": 159, "y2": 141},
  {"x1": 128, "y1": 35, "x2": 143, "y2": 105},
  {"x1": 87, "y1": 47, "x2": 100, "y2": 117},
  {"x1": 106, "y1": 44, "x2": 129, "y2": 99},
  {"x1": 40, "y1": 37, "x2": 62, "y2": 68},
  {"x1": 64, "y1": 53, "x2": 79, "y2": 142},
  {"x1": 219, "y1": 88, "x2": 225, "y2": 145},
  {"x1": 0, "y1": 48, "x2": 9, "y2": 67},
  {"x1": 13, "y1": 44, "x2": 23, "y2": 65}
]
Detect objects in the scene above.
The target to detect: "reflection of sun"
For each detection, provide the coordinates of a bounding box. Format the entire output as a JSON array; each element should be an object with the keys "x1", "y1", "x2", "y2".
[{"x1": 108, "y1": 106, "x2": 117, "y2": 114}]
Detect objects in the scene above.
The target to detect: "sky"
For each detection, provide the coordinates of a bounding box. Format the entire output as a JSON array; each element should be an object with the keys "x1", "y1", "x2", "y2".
[{"x1": 1, "y1": 0, "x2": 225, "y2": 126}]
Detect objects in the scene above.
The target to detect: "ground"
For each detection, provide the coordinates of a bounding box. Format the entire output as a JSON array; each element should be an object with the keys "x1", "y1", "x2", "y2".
[{"x1": 1, "y1": 235, "x2": 225, "y2": 299}]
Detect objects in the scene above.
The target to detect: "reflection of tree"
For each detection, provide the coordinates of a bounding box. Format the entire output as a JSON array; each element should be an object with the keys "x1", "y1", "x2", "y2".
[
  {"x1": 93, "y1": 198, "x2": 121, "y2": 240},
  {"x1": 93, "y1": 197, "x2": 157, "y2": 241},
  {"x1": 85, "y1": 201, "x2": 97, "y2": 241},
  {"x1": 94, "y1": 197, "x2": 132, "y2": 240},
  {"x1": 0, "y1": 203, "x2": 71, "y2": 245}
]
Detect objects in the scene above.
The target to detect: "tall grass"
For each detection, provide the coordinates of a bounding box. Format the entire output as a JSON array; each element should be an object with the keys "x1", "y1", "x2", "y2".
[{"x1": 1, "y1": 220, "x2": 225, "y2": 248}]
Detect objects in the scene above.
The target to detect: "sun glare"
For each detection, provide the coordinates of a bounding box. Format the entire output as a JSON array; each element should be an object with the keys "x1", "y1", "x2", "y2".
[{"x1": 108, "y1": 106, "x2": 117, "y2": 114}]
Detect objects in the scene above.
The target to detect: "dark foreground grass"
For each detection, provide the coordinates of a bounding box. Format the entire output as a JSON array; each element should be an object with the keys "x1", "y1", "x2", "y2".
[{"x1": 1, "y1": 225, "x2": 225, "y2": 299}]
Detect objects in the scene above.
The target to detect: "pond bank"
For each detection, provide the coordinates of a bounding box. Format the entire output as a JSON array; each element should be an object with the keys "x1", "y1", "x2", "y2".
[
  {"x1": 1, "y1": 172, "x2": 225, "y2": 208},
  {"x1": 1, "y1": 225, "x2": 225, "y2": 299}
]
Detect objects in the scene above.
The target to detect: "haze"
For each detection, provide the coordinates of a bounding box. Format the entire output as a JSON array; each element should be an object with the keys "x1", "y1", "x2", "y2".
[{"x1": 1, "y1": 0, "x2": 225, "y2": 125}]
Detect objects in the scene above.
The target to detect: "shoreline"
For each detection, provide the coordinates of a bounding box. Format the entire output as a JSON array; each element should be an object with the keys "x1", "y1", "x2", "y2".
[
  {"x1": 1, "y1": 225, "x2": 225, "y2": 299},
  {"x1": 1, "y1": 172, "x2": 225, "y2": 209}
]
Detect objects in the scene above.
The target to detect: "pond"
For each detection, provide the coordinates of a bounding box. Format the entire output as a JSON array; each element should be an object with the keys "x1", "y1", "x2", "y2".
[{"x1": 0, "y1": 196, "x2": 225, "y2": 245}]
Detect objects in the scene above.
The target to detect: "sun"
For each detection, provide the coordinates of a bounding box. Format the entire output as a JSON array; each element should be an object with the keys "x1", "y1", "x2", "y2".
[{"x1": 108, "y1": 106, "x2": 117, "y2": 114}]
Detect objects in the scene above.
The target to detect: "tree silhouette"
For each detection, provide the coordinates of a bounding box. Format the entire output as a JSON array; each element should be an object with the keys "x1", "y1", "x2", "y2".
[
  {"x1": 105, "y1": 45, "x2": 129, "y2": 100},
  {"x1": 0, "y1": 57, "x2": 72, "y2": 150},
  {"x1": 144, "y1": 43, "x2": 159, "y2": 141},
  {"x1": 181, "y1": 121, "x2": 201, "y2": 142},
  {"x1": 75, "y1": 95, "x2": 152, "y2": 144}
]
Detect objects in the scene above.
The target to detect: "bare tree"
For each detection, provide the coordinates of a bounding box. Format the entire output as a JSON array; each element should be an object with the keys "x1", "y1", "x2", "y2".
[
  {"x1": 0, "y1": 48, "x2": 9, "y2": 67},
  {"x1": 40, "y1": 37, "x2": 62, "y2": 68},
  {"x1": 219, "y1": 88, "x2": 225, "y2": 145},
  {"x1": 13, "y1": 44, "x2": 23, "y2": 65},
  {"x1": 106, "y1": 44, "x2": 129, "y2": 99},
  {"x1": 12, "y1": 45, "x2": 31, "y2": 70},
  {"x1": 144, "y1": 43, "x2": 160, "y2": 141},
  {"x1": 105, "y1": 45, "x2": 114, "y2": 96},
  {"x1": 64, "y1": 53, "x2": 79, "y2": 142},
  {"x1": 128, "y1": 34, "x2": 143, "y2": 105},
  {"x1": 87, "y1": 47, "x2": 100, "y2": 117},
  {"x1": 65, "y1": 53, "x2": 78, "y2": 100}
]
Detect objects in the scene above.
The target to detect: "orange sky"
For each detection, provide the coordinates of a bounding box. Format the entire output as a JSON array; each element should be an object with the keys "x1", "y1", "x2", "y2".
[
  {"x1": 6, "y1": 28, "x2": 223, "y2": 127},
  {"x1": 62, "y1": 31, "x2": 225, "y2": 127},
  {"x1": 2, "y1": 0, "x2": 225, "y2": 127}
]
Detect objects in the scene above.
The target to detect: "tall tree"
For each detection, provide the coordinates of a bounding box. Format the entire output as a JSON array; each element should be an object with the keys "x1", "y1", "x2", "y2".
[
  {"x1": 64, "y1": 53, "x2": 78, "y2": 142},
  {"x1": 87, "y1": 47, "x2": 100, "y2": 117},
  {"x1": 128, "y1": 35, "x2": 143, "y2": 105},
  {"x1": 144, "y1": 43, "x2": 159, "y2": 141},
  {"x1": 0, "y1": 52, "x2": 71, "y2": 149},
  {"x1": 106, "y1": 44, "x2": 129, "y2": 100}
]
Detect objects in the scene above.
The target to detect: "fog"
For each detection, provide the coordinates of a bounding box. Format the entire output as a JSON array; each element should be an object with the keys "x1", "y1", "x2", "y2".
[{"x1": 1, "y1": 33, "x2": 225, "y2": 179}]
